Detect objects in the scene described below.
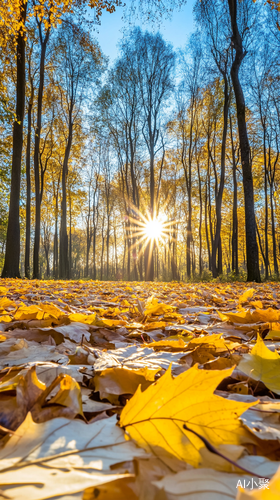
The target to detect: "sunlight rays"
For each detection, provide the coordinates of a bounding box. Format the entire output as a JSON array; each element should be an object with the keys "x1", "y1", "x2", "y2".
[{"x1": 126, "y1": 202, "x2": 180, "y2": 262}]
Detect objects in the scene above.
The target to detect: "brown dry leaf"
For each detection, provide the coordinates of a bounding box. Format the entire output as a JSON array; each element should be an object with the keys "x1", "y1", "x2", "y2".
[
  {"x1": 93, "y1": 345, "x2": 192, "y2": 373},
  {"x1": 83, "y1": 477, "x2": 138, "y2": 500},
  {"x1": 153, "y1": 468, "x2": 251, "y2": 500},
  {"x1": 0, "y1": 341, "x2": 68, "y2": 368},
  {"x1": 0, "y1": 366, "x2": 84, "y2": 430},
  {"x1": 236, "y1": 465, "x2": 280, "y2": 499},
  {"x1": 0, "y1": 414, "x2": 149, "y2": 500},
  {"x1": 240, "y1": 408, "x2": 280, "y2": 441},
  {"x1": 94, "y1": 366, "x2": 161, "y2": 404}
]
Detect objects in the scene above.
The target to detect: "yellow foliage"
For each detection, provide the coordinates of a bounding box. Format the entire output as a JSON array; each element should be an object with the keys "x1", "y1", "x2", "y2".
[
  {"x1": 238, "y1": 334, "x2": 280, "y2": 394},
  {"x1": 120, "y1": 364, "x2": 255, "y2": 468}
]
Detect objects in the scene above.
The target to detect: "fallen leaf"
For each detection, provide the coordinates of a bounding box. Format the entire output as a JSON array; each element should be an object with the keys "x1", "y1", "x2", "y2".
[
  {"x1": 153, "y1": 467, "x2": 251, "y2": 500},
  {"x1": 94, "y1": 366, "x2": 161, "y2": 404},
  {"x1": 238, "y1": 335, "x2": 280, "y2": 394},
  {"x1": 120, "y1": 364, "x2": 255, "y2": 468},
  {"x1": 239, "y1": 288, "x2": 255, "y2": 304},
  {"x1": 236, "y1": 465, "x2": 280, "y2": 499}
]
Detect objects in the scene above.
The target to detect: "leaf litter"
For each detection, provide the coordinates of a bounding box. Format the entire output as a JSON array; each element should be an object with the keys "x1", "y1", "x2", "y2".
[{"x1": 0, "y1": 279, "x2": 280, "y2": 498}]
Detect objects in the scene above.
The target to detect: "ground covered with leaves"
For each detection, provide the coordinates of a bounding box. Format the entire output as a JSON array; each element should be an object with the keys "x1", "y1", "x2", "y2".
[{"x1": 0, "y1": 279, "x2": 280, "y2": 499}]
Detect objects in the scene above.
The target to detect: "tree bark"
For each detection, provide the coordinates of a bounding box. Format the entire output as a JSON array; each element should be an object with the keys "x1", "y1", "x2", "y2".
[
  {"x1": 33, "y1": 24, "x2": 50, "y2": 279},
  {"x1": 59, "y1": 120, "x2": 72, "y2": 279},
  {"x1": 263, "y1": 124, "x2": 269, "y2": 279},
  {"x1": 25, "y1": 73, "x2": 34, "y2": 279},
  {"x1": 2, "y1": 1, "x2": 27, "y2": 278},
  {"x1": 227, "y1": 0, "x2": 260, "y2": 282},
  {"x1": 212, "y1": 76, "x2": 229, "y2": 277},
  {"x1": 230, "y1": 115, "x2": 239, "y2": 274}
]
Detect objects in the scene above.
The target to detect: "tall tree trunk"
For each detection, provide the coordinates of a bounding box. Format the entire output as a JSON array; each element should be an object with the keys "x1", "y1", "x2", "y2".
[
  {"x1": 212, "y1": 77, "x2": 229, "y2": 277},
  {"x1": 53, "y1": 218, "x2": 58, "y2": 279},
  {"x1": 2, "y1": 1, "x2": 27, "y2": 278},
  {"x1": 114, "y1": 226, "x2": 118, "y2": 279},
  {"x1": 228, "y1": 0, "x2": 260, "y2": 282},
  {"x1": 218, "y1": 237, "x2": 223, "y2": 274},
  {"x1": 106, "y1": 216, "x2": 110, "y2": 279},
  {"x1": 86, "y1": 191, "x2": 91, "y2": 278},
  {"x1": 126, "y1": 224, "x2": 131, "y2": 281},
  {"x1": 197, "y1": 159, "x2": 203, "y2": 276},
  {"x1": 59, "y1": 121, "x2": 72, "y2": 279},
  {"x1": 204, "y1": 182, "x2": 211, "y2": 271},
  {"x1": 69, "y1": 192, "x2": 72, "y2": 279},
  {"x1": 93, "y1": 228, "x2": 96, "y2": 280},
  {"x1": 138, "y1": 240, "x2": 143, "y2": 281},
  {"x1": 132, "y1": 234, "x2": 138, "y2": 281},
  {"x1": 25, "y1": 81, "x2": 33, "y2": 278},
  {"x1": 270, "y1": 183, "x2": 279, "y2": 277},
  {"x1": 186, "y1": 114, "x2": 193, "y2": 279},
  {"x1": 263, "y1": 125, "x2": 269, "y2": 279},
  {"x1": 230, "y1": 115, "x2": 239, "y2": 274},
  {"x1": 144, "y1": 123, "x2": 155, "y2": 281},
  {"x1": 33, "y1": 25, "x2": 50, "y2": 279},
  {"x1": 144, "y1": 240, "x2": 154, "y2": 281},
  {"x1": 122, "y1": 229, "x2": 126, "y2": 279},
  {"x1": 100, "y1": 217, "x2": 105, "y2": 280}
]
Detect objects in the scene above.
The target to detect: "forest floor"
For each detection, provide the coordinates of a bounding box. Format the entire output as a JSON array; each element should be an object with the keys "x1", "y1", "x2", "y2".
[{"x1": 0, "y1": 279, "x2": 280, "y2": 499}]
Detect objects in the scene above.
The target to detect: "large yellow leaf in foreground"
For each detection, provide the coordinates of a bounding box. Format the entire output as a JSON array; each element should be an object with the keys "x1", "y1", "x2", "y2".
[
  {"x1": 236, "y1": 465, "x2": 280, "y2": 500},
  {"x1": 238, "y1": 335, "x2": 280, "y2": 394},
  {"x1": 120, "y1": 365, "x2": 255, "y2": 468}
]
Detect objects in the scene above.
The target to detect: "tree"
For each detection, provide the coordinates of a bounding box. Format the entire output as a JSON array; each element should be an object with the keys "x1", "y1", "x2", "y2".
[
  {"x1": 133, "y1": 28, "x2": 175, "y2": 280},
  {"x1": 174, "y1": 36, "x2": 202, "y2": 278},
  {"x1": 52, "y1": 21, "x2": 105, "y2": 278},
  {"x1": 196, "y1": 0, "x2": 231, "y2": 278},
  {"x1": 0, "y1": 0, "x2": 120, "y2": 278},
  {"x1": 227, "y1": 0, "x2": 261, "y2": 282},
  {"x1": 1, "y1": 0, "x2": 27, "y2": 278}
]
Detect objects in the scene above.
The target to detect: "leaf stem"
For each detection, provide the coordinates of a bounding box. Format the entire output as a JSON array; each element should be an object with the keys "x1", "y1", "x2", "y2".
[{"x1": 183, "y1": 423, "x2": 270, "y2": 480}]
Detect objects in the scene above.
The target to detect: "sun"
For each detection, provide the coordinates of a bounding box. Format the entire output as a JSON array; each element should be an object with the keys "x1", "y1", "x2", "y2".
[
  {"x1": 128, "y1": 209, "x2": 174, "y2": 249},
  {"x1": 144, "y1": 218, "x2": 164, "y2": 241}
]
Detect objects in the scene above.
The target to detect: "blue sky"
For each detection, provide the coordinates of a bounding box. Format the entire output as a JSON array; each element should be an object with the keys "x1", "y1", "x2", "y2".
[{"x1": 93, "y1": 0, "x2": 196, "y2": 64}]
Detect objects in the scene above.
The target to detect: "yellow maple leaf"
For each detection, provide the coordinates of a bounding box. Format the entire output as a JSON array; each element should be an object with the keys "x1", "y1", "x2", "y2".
[
  {"x1": 120, "y1": 364, "x2": 255, "y2": 468},
  {"x1": 239, "y1": 288, "x2": 255, "y2": 304},
  {"x1": 144, "y1": 296, "x2": 175, "y2": 316},
  {"x1": 251, "y1": 300, "x2": 263, "y2": 309},
  {"x1": 218, "y1": 309, "x2": 253, "y2": 324},
  {"x1": 0, "y1": 297, "x2": 14, "y2": 310},
  {"x1": 142, "y1": 338, "x2": 187, "y2": 351},
  {"x1": 0, "y1": 315, "x2": 12, "y2": 322},
  {"x1": 68, "y1": 312, "x2": 97, "y2": 324},
  {"x1": 14, "y1": 304, "x2": 44, "y2": 321},
  {"x1": 219, "y1": 308, "x2": 280, "y2": 324},
  {"x1": 187, "y1": 333, "x2": 229, "y2": 355},
  {"x1": 38, "y1": 302, "x2": 65, "y2": 319},
  {"x1": 238, "y1": 335, "x2": 280, "y2": 394},
  {"x1": 143, "y1": 321, "x2": 166, "y2": 331}
]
